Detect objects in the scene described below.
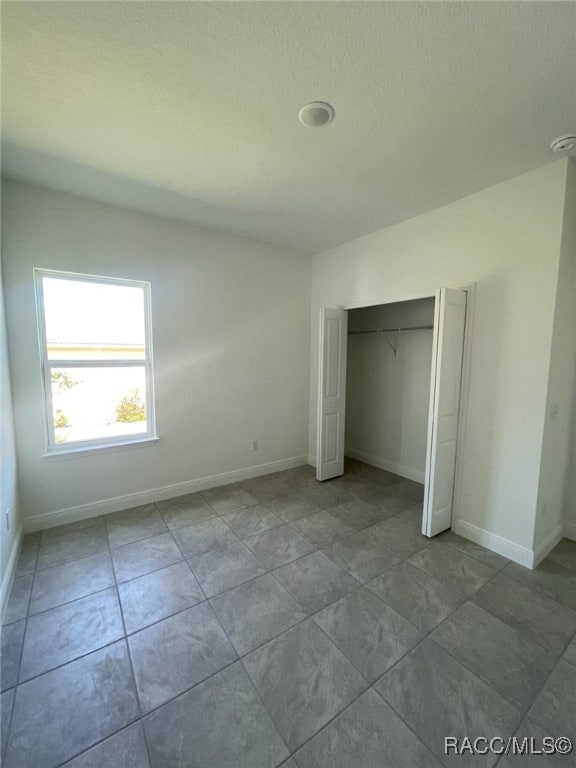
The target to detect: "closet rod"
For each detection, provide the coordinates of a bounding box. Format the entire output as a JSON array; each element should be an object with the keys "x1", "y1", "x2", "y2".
[{"x1": 348, "y1": 325, "x2": 433, "y2": 335}]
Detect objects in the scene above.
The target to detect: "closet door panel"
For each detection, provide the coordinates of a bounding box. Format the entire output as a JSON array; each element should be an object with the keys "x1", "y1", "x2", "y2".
[
  {"x1": 317, "y1": 308, "x2": 347, "y2": 481},
  {"x1": 423, "y1": 288, "x2": 466, "y2": 537}
]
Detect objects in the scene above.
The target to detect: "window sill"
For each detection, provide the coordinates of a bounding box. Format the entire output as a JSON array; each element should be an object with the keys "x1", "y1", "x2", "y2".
[{"x1": 43, "y1": 436, "x2": 159, "y2": 460}]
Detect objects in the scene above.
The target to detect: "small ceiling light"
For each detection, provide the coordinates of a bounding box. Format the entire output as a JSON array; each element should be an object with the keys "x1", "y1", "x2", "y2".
[
  {"x1": 298, "y1": 101, "x2": 335, "y2": 128},
  {"x1": 550, "y1": 134, "x2": 576, "y2": 156}
]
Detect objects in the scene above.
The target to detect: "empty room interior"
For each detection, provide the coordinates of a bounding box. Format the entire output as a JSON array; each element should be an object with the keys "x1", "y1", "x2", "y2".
[{"x1": 1, "y1": 2, "x2": 576, "y2": 767}]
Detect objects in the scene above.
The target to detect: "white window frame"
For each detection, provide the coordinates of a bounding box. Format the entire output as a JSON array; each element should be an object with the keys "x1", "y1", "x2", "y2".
[{"x1": 34, "y1": 268, "x2": 157, "y2": 455}]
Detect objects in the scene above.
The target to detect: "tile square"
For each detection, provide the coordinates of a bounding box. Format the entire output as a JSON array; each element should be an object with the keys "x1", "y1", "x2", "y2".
[
  {"x1": 210, "y1": 573, "x2": 307, "y2": 655},
  {"x1": 364, "y1": 488, "x2": 418, "y2": 515},
  {"x1": 357, "y1": 464, "x2": 399, "y2": 487},
  {"x1": 111, "y1": 532, "x2": 182, "y2": 582},
  {"x1": 2, "y1": 574, "x2": 33, "y2": 625},
  {"x1": 408, "y1": 542, "x2": 496, "y2": 597},
  {"x1": 237, "y1": 474, "x2": 291, "y2": 502},
  {"x1": 390, "y1": 478, "x2": 425, "y2": 501},
  {"x1": 273, "y1": 551, "x2": 359, "y2": 613},
  {"x1": 297, "y1": 482, "x2": 354, "y2": 510},
  {"x1": 128, "y1": 602, "x2": 237, "y2": 713},
  {"x1": 201, "y1": 484, "x2": 259, "y2": 515},
  {"x1": 314, "y1": 588, "x2": 422, "y2": 682},
  {"x1": 283, "y1": 464, "x2": 316, "y2": 486},
  {"x1": 327, "y1": 498, "x2": 389, "y2": 530},
  {"x1": 376, "y1": 639, "x2": 522, "y2": 767},
  {"x1": 20, "y1": 588, "x2": 124, "y2": 682},
  {"x1": 437, "y1": 531, "x2": 510, "y2": 571},
  {"x1": 368, "y1": 561, "x2": 467, "y2": 632},
  {"x1": 243, "y1": 619, "x2": 366, "y2": 751},
  {"x1": 144, "y1": 662, "x2": 289, "y2": 768},
  {"x1": 14, "y1": 541, "x2": 39, "y2": 577},
  {"x1": 22, "y1": 531, "x2": 42, "y2": 544},
  {"x1": 1, "y1": 688, "x2": 15, "y2": 762},
  {"x1": 330, "y1": 474, "x2": 383, "y2": 500},
  {"x1": 118, "y1": 561, "x2": 205, "y2": 633},
  {"x1": 42, "y1": 517, "x2": 105, "y2": 539},
  {"x1": 294, "y1": 688, "x2": 442, "y2": 768},
  {"x1": 473, "y1": 573, "x2": 576, "y2": 653},
  {"x1": 266, "y1": 491, "x2": 321, "y2": 523},
  {"x1": 364, "y1": 514, "x2": 429, "y2": 559},
  {"x1": 105, "y1": 505, "x2": 168, "y2": 548},
  {"x1": 545, "y1": 538, "x2": 576, "y2": 572},
  {"x1": 155, "y1": 492, "x2": 216, "y2": 530},
  {"x1": 244, "y1": 524, "x2": 316, "y2": 569},
  {"x1": 528, "y1": 660, "x2": 576, "y2": 736},
  {"x1": 29, "y1": 552, "x2": 115, "y2": 615},
  {"x1": 504, "y1": 560, "x2": 576, "y2": 610},
  {"x1": 187, "y1": 541, "x2": 266, "y2": 598},
  {"x1": 222, "y1": 504, "x2": 283, "y2": 539},
  {"x1": 3, "y1": 641, "x2": 139, "y2": 768},
  {"x1": 431, "y1": 601, "x2": 557, "y2": 708},
  {"x1": 61, "y1": 722, "x2": 150, "y2": 768},
  {"x1": 36, "y1": 526, "x2": 109, "y2": 571},
  {"x1": 171, "y1": 517, "x2": 238, "y2": 559},
  {"x1": 323, "y1": 530, "x2": 402, "y2": 582},
  {"x1": 291, "y1": 510, "x2": 354, "y2": 548},
  {"x1": 564, "y1": 635, "x2": 576, "y2": 667},
  {"x1": 1, "y1": 619, "x2": 25, "y2": 691}
]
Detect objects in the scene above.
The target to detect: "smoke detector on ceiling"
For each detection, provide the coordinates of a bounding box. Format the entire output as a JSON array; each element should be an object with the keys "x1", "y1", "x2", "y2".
[
  {"x1": 550, "y1": 134, "x2": 576, "y2": 156},
  {"x1": 299, "y1": 102, "x2": 335, "y2": 128}
]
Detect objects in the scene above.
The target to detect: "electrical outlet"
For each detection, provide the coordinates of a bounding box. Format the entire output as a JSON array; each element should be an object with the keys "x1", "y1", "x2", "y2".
[{"x1": 251, "y1": 440, "x2": 259, "y2": 452}]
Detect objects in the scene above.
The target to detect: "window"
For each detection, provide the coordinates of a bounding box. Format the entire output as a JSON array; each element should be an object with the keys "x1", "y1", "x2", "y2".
[{"x1": 34, "y1": 269, "x2": 156, "y2": 454}]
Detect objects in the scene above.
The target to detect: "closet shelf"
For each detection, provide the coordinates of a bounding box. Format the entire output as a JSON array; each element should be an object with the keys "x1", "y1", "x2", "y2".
[
  {"x1": 347, "y1": 325, "x2": 433, "y2": 335},
  {"x1": 348, "y1": 324, "x2": 433, "y2": 355}
]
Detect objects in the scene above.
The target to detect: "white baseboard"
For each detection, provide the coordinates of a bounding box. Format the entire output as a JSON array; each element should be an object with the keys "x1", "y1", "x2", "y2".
[
  {"x1": 453, "y1": 519, "x2": 534, "y2": 569},
  {"x1": 1, "y1": 521, "x2": 23, "y2": 622},
  {"x1": 345, "y1": 447, "x2": 425, "y2": 484},
  {"x1": 563, "y1": 521, "x2": 576, "y2": 541},
  {"x1": 24, "y1": 454, "x2": 309, "y2": 533},
  {"x1": 532, "y1": 525, "x2": 564, "y2": 569}
]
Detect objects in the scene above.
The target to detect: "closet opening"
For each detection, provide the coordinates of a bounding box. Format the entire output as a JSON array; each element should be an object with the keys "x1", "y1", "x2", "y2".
[{"x1": 316, "y1": 288, "x2": 468, "y2": 538}]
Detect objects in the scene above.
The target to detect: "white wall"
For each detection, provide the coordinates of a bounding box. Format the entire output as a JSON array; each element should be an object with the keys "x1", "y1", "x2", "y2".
[
  {"x1": 346, "y1": 299, "x2": 434, "y2": 480},
  {"x1": 564, "y1": 379, "x2": 576, "y2": 538},
  {"x1": 544, "y1": 158, "x2": 576, "y2": 543},
  {"x1": 310, "y1": 161, "x2": 568, "y2": 557},
  {"x1": 1, "y1": 180, "x2": 311, "y2": 528},
  {"x1": 0, "y1": 261, "x2": 22, "y2": 610}
]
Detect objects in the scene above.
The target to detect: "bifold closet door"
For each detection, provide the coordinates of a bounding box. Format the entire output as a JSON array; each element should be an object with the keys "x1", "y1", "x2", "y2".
[
  {"x1": 316, "y1": 308, "x2": 348, "y2": 481},
  {"x1": 423, "y1": 288, "x2": 467, "y2": 537}
]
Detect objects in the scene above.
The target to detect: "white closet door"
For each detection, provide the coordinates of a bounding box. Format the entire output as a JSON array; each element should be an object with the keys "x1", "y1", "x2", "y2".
[
  {"x1": 317, "y1": 308, "x2": 348, "y2": 481},
  {"x1": 423, "y1": 288, "x2": 467, "y2": 536}
]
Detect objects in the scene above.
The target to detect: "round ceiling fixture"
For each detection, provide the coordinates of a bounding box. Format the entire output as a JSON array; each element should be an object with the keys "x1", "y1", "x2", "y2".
[
  {"x1": 550, "y1": 134, "x2": 576, "y2": 156},
  {"x1": 298, "y1": 101, "x2": 335, "y2": 128}
]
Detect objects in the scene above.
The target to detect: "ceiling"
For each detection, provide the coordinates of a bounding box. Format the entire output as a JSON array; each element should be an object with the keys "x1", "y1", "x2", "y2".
[{"x1": 2, "y1": 2, "x2": 575, "y2": 254}]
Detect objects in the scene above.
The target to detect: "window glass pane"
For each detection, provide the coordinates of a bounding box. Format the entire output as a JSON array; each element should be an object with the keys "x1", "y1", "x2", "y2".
[
  {"x1": 50, "y1": 367, "x2": 148, "y2": 445},
  {"x1": 43, "y1": 277, "x2": 146, "y2": 360}
]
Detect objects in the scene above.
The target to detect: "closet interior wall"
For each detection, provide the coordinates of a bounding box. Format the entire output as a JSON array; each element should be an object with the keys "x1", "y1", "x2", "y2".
[{"x1": 345, "y1": 298, "x2": 435, "y2": 482}]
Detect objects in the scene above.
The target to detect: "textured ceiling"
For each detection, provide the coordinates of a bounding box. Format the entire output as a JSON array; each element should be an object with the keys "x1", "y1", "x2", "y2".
[{"x1": 2, "y1": 1, "x2": 575, "y2": 253}]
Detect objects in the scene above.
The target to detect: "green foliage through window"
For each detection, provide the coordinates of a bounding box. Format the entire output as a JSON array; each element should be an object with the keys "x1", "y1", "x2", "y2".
[
  {"x1": 51, "y1": 370, "x2": 78, "y2": 392},
  {"x1": 115, "y1": 389, "x2": 146, "y2": 423},
  {"x1": 54, "y1": 409, "x2": 69, "y2": 428}
]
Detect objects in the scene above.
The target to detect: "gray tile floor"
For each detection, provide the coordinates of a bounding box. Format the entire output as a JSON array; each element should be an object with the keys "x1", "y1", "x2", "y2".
[{"x1": 2, "y1": 459, "x2": 576, "y2": 768}]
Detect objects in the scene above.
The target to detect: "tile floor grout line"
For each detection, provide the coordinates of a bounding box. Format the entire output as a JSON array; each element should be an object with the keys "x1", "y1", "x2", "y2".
[
  {"x1": 469, "y1": 571, "x2": 576, "y2": 655},
  {"x1": 500, "y1": 560, "x2": 576, "y2": 613},
  {"x1": 114, "y1": 578, "x2": 156, "y2": 768},
  {"x1": 50, "y1": 718, "x2": 144, "y2": 768}
]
